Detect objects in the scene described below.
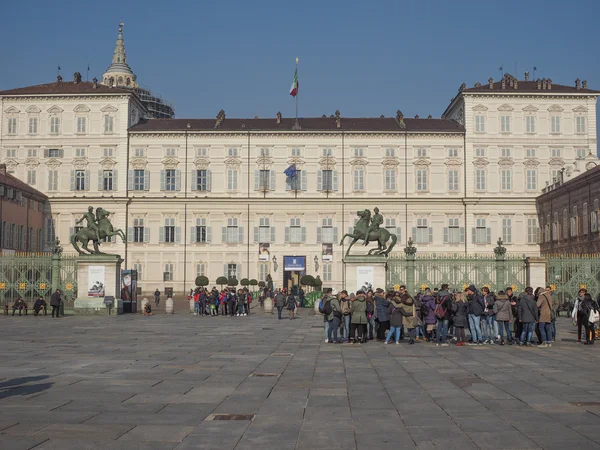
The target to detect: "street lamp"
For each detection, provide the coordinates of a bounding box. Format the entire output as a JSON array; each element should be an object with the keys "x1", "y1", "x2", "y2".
[{"x1": 314, "y1": 255, "x2": 319, "y2": 272}]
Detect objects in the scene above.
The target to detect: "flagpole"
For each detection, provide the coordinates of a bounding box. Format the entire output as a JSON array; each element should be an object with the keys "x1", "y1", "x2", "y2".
[{"x1": 292, "y1": 57, "x2": 301, "y2": 130}]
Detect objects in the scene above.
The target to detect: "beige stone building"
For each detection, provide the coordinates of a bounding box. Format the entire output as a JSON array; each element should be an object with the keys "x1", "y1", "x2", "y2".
[{"x1": 1, "y1": 25, "x2": 598, "y2": 293}]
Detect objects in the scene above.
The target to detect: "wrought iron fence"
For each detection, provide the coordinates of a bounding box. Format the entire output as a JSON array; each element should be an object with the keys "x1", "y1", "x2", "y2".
[
  {"x1": 0, "y1": 252, "x2": 77, "y2": 310},
  {"x1": 386, "y1": 239, "x2": 527, "y2": 294},
  {"x1": 546, "y1": 255, "x2": 600, "y2": 303}
]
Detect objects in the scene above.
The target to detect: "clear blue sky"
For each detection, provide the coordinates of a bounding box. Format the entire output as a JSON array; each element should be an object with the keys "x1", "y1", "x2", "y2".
[{"x1": 1, "y1": 0, "x2": 599, "y2": 121}]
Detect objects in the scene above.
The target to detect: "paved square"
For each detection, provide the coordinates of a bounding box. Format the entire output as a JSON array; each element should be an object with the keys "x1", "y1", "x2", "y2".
[{"x1": 1, "y1": 309, "x2": 600, "y2": 449}]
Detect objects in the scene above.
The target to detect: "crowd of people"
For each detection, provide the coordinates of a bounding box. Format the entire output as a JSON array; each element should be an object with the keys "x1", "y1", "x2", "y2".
[
  {"x1": 190, "y1": 286, "x2": 253, "y2": 316},
  {"x1": 317, "y1": 284, "x2": 600, "y2": 346},
  {"x1": 4, "y1": 289, "x2": 63, "y2": 317}
]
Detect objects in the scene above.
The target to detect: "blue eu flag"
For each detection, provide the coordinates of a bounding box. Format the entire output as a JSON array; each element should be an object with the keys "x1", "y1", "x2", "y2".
[{"x1": 284, "y1": 164, "x2": 297, "y2": 178}]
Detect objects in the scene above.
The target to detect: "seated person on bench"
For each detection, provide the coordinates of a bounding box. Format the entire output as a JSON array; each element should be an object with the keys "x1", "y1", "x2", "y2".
[
  {"x1": 143, "y1": 302, "x2": 152, "y2": 316},
  {"x1": 12, "y1": 298, "x2": 28, "y2": 316},
  {"x1": 33, "y1": 297, "x2": 48, "y2": 316}
]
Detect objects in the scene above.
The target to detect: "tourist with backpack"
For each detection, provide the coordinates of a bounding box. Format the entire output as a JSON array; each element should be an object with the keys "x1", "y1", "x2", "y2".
[
  {"x1": 326, "y1": 292, "x2": 342, "y2": 343},
  {"x1": 385, "y1": 293, "x2": 403, "y2": 344},
  {"x1": 518, "y1": 287, "x2": 539, "y2": 346},
  {"x1": 421, "y1": 288, "x2": 436, "y2": 342},
  {"x1": 275, "y1": 289, "x2": 286, "y2": 320},
  {"x1": 435, "y1": 284, "x2": 453, "y2": 346},
  {"x1": 493, "y1": 290, "x2": 513, "y2": 345},
  {"x1": 319, "y1": 288, "x2": 335, "y2": 342},
  {"x1": 350, "y1": 291, "x2": 368, "y2": 343},
  {"x1": 398, "y1": 293, "x2": 417, "y2": 345}
]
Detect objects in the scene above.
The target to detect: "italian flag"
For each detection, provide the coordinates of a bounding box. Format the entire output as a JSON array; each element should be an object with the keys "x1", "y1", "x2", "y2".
[{"x1": 289, "y1": 68, "x2": 298, "y2": 97}]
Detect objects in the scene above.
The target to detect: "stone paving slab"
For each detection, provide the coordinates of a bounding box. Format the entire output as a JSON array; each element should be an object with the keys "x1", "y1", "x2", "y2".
[{"x1": 2, "y1": 312, "x2": 600, "y2": 449}]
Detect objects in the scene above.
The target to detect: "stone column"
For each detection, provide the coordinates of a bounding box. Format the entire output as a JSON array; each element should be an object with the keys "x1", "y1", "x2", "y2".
[{"x1": 526, "y1": 256, "x2": 547, "y2": 288}]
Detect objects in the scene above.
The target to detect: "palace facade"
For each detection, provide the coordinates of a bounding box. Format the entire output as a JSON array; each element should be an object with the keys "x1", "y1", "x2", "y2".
[{"x1": 1, "y1": 25, "x2": 598, "y2": 292}]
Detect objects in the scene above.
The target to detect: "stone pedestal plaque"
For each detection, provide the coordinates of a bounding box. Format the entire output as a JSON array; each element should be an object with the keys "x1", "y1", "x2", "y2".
[
  {"x1": 74, "y1": 254, "x2": 123, "y2": 315},
  {"x1": 343, "y1": 255, "x2": 387, "y2": 292}
]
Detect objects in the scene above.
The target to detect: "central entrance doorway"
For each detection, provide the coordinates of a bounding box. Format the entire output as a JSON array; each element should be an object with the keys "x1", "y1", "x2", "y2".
[{"x1": 283, "y1": 256, "x2": 306, "y2": 294}]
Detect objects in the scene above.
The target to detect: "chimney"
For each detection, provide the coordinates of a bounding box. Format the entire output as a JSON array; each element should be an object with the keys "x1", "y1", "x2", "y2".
[
  {"x1": 427, "y1": 114, "x2": 432, "y2": 119},
  {"x1": 543, "y1": 78, "x2": 548, "y2": 90},
  {"x1": 547, "y1": 78, "x2": 552, "y2": 90},
  {"x1": 525, "y1": 71, "x2": 530, "y2": 81},
  {"x1": 575, "y1": 78, "x2": 581, "y2": 89},
  {"x1": 514, "y1": 79, "x2": 518, "y2": 89},
  {"x1": 474, "y1": 82, "x2": 481, "y2": 87},
  {"x1": 56, "y1": 75, "x2": 63, "y2": 83},
  {"x1": 0, "y1": 164, "x2": 6, "y2": 175},
  {"x1": 396, "y1": 110, "x2": 405, "y2": 127},
  {"x1": 582, "y1": 80, "x2": 588, "y2": 89},
  {"x1": 501, "y1": 77, "x2": 506, "y2": 90},
  {"x1": 214, "y1": 109, "x2": 226, "y2": 129},
  {"x1": 488, "y1": 78, "x2": 494, "y2": 89},
  {"x1": 92, "y1": 77, "x2": 98, "y2": 89},
  {"x1": 335, "y1": 110, "x2": 341, "y2": 128},
  {"x1": 537, "y1": 78, "x2": 542, "y2": 90},
  {"x1": 276, "y1": 111, "x2": 282, "y2": 124},
  {"x1": 73, "y1": 72, "x2": 82, "y2": 84},
  {"x1": 415, "y1": 114, "x2": 419, "y2": 119}
]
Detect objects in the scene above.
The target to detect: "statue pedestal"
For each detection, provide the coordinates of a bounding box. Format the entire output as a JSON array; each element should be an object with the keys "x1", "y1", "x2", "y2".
[
  {"x1": 74, "y1": 254, "x2": 123, "y2": 315},
  {"x1": 343, "y1": 255, "x2": 387, "y2": 293}
]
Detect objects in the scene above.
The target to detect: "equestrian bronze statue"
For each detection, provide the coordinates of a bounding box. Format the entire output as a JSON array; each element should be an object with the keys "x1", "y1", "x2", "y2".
[
  {"x1": 339, "y1": 208, "x2": 397, "y2": 257},
  {"x1": 71, "y1": 206, "x2": 126, "y2": 255}
]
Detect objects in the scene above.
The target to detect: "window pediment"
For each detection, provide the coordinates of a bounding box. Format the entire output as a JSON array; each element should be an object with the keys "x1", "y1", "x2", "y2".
[
  {"x1": 319, "y1": 156, "x2": 336, "y2": 168},
  {"x1": 100, "y1": 158, "x2": 116, "y2": 169},
  {"x1": 194, "y1": 157, "x2": 210, "y2": 168},
  {"x1": 350, "y1": 158, "x2": 368, "y2": 166},
  {"x1": 162, "y1": 157, "x2": 180, "y2": 169},
  {"x1": 73, "y1": 104, "x2": 90, "y2": 113},
  {"x1": 46, "y1": 158, "x2": 62, "y2": 169},
  {"x1": 473, "y1": 104, "x2": 488, "y2": 112},
  {"x1": 224, "y1": 157, "x2": 241, "y2": 167},
  {"x1": 573, "y1": 105, "x2": 588, "y2": 113},
  {"x1": 4, "y1": 106, "x2": 20, "y2": 114},
  {"x1": 498, "y1": 157, "x2": 514, "y2": 166},
  {"x1": 523, "y1": 105, "x2": 538, "y2": 112},
  {"x1": 287, "y1": 157, "x2": 305, "y2": 167},
  {"x1": 524, "y1": 159, "x2": 540, "y2": 167},
  {"x1": 101, "y1": 105, "x2": 118, "y2": 113},
  {"x1": 413, "y1": 158, "x2": 431, "y2": 167},
  {"x1": 25, "y1": 158, "x2": 40, "y2": 168},
  {"x1": 130, "y1": 157, "x2": 147, "y2": 169},
  {"x1": 473, "y1": 158, "x2": 489, "y2": 167},
  {"x1": 382, "y1": 157, "x2": 399, "y2": 167},
  {"x1": 255, "y1": 156, "x2": 273, "y2": 166},
  {"x1": 586, "y1": 162, "x2": 597, "y2": 170},
  {"x1": 548, "y1": 158, "x2": 565, "y2": 167},
  {"x1": 47, "y1": 105, "x2": 63, "y2": 114},
  {"x1": 445, "y1": 158, "x2": 462, "y2": 167},
  {"x1": 498, "y1": 104, "x2": 514, "y2": 112},
  {"x1": 548, "y1": 105, "x2": 564, "y2": 112},
  {"x1": 72, "y1": 158, "x2": 89, "y2": 170},
  {"x1": 26, "y1": 105, "x2": 41, "y2": 114}
]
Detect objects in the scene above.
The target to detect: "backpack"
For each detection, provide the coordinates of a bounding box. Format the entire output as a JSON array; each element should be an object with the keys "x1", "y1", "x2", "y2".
[
  {"x1": 340, "y1": 300, "x2": 351, "y2": 315},
  {"x1": 420, "y1": 303, "x2": 428, "y2": 318},
  {"x1": 320, "y1": 298, "x2": 332, "y2": 315}
]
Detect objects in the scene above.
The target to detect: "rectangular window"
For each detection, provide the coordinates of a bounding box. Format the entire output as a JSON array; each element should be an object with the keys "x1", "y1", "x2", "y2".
[
  {"x1": 416, "y1": 169, "x2": 428, "y2": 192},
  {"x1": 75, "y1": 148, "x2": 86, "y2": 157},
  {"x1": 448, "y1": 169, "x2": 459, "y2": 191},
  {"x1": 416, "y1": 148, "x2": 427, "y2": 158},
  {"x1": 353, "y1": 167, "x2": 365, "y2": 191},
  {"x1": 500, "y1": 169, "x2": 512, "y2": 191},
  {"x1": 475, "y1": 218, "x2": 488, "y2": 244},
  {"x1": 27, "y1": 170, "x2": 36, "y2": 186},
  {"x1": 104, "y1": 115, "x2": 114, "y2": 133},
  {"x1": 576, "y1": 116, "x2": 586, "y2": 133},
  {"x1": 164, "y1": 169, "x2": 177, "y2": 191},
  {"x1": 353, "y1": 148, "x2": 364, "y2": 158},
  {"x1": 165, "y1": 148, "x2": 177, "y2": 157},
  {"x1": 291, "y1": 148, "x2": 301, "y2": 157},
  {"x1": 576, "y1": 148, "x2": 587, "y2": 159},
  {"x1": 323, "y1": 263, "x2": 332, "y2": 282},
  {"x1": 551, "y1": 116, "x2": 561, "y2": 133},
  {"x1": 500, "y1": 115, "x2": 511, "y2": 132},
  {"x1": 525, "y1": 116, "x2": 536, "y2": 133},
  {"x1": 322, "y1": 170, "x2": 333, "y2": 191},
  {"x1": 48, "y1": 170, "x2": 58, "y2": 191},
  {"x1": 28, "y1": 117, "x2": 38, "y2": 134},
  {"x1": 447, "y1": 148, "x2": 458, "y2": 158},
  {"x1": 288, "y1": 169, "x2": 305, "y2": 191},
  {"x1": 48, "y1": 148, "x2": 61, "y2": 158},
  {"x1": 27, "y1": 148, "x2": 37, "y2": 158},
  {"x1": 133, "y1": 263, "x2": 143, "y2": 281},
  {"x1": 195, "y1": 169, "x2": 209, "y2": 191},
  {"x1": 164, "y1": 264, "x2": 173, "y2": 281},
  {"x1": 226, "y1": 217, "x2": 239, "y2": 243},
  {"x1": 195, "y1": 147, "x2": 208, "y2": 157},
  {"x1": 76, "y1": 117, "x2": 86, "y2": 133},
  {"x1": 321, "y1": 218, "x2": 333, "y2": 244},
  {"x1": 195, "y1": 217, "x2": 208, "y2": 243},
  {"x1": 583, "y1": 203, "x2": 588, "y2": 235},
  {"x1": 526, "y1": 148, "x2": 536, "y2": 158},
  {"x1": 102, "y1": 170, "x2": 114, "y2": 191},
  {"x1": 385, "y1": 148, "x2": 396, "y2": 158},
  {"x1": 103, "y1": 148, "x2": 114, "y2": 158},
  {"x1": 475, "y1": 168, "x2": 486, "y2": 191},
  {"x1": 415, "y1": 218, "x2": 429, "y2": 244},
  {"x1": 196, "y1": 263, "x2": 205, "y2": 278},
  {"x1": 322, "y1": 148, "x2": 333, "y2": 157},
  {"x1": 8, "y1": 117, "x2": 17, "y2": 134},
  {"x1": 258, "y1": 263, "x2": 268, "y2": 281},
  {"x1": 227, "y1": 264, "x2": 238, "y2": 279},
  {"x1": 258, "y1": 217, "x2": 270, "y2": 242},
  {"x1": 502, "y1": 217, "x2": 512, "y2": 244},
  {"x1": 475, "y1": 115, "x2": 485, "y2": 132},
  {"x1": 228, "y1": 148, "x2": 239, "y2": 157},
  {"x1": 475, "y1": 148, "x2": 486, "y2": 157},
  {"x1": 526, "y1": 169, "x2": 537, "y2": 191},
  {"x1": 227, "y1": 169, "x2": 238, "y2": 191},
  {"x1": 289, "y1": 217, "x2": 303, "y2": 243},
  {"x1": 259, "y1": 169, "x2": 270, "y2": 190},
  {"x1": 501, "y1": 148, "x2": 512, "y2": 157},
  {"x1": 50, "y1": 116, "x2": 60, "y2": 134},
  {"x1": 6, "y1": 148, "x2": 16, "y2": 158},
  {"x1": 570, "y1": 207, "x2": 578, "y2": 238},
  {"x1": 259, "y1": 148, "x2": 271, "y2": 157},
  {"x1": 134, "y1": 148, "x2": 145, "y2": 157},
  {"x1": 551, "y1": 148, "x2": 561, "y2": 158},
  {"x1": 384, "y1": 168, "x2": 396, "y2": 191},
  {"x1": 133, "y1": 169, "x2": 146, "y2": 191},
  {"x1": 74, "y1": 170, "x2": 86, "y2": 191},
  {"x1": 164, "y1": 218, "x2": 176, "y2": 243},
  {"x1": 133, "y1": 218, "x2": 145, "y2": 243},
  {"x1": 448, "y1": 217, "x2": 460, "y2": 244}
]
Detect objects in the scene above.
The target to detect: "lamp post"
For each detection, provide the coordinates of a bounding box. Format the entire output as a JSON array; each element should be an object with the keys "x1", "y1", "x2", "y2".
[{"x1": 314, "y1": 255, "x2": 319, "y2": 272}]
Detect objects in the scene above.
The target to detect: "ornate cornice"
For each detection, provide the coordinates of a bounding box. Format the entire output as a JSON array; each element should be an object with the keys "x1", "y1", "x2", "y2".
[
  {"x1": 130, "y1": 157, "x2": 147, "y2": 169},
  {"x1": 162, "y1": 157, "x2": 180, "y2": 169},
  {"x1": 73, "y1": 104, "x2": 91, "y2": 113},
  {"x1": 100, "y1": 157, "x2": 117, "y2": 169},
  {"x1": 72, "y1": 157, "x2": 89, "y2": 169},
  {"x1": 46, "y1": 158, "x2": 62, "y2": 169},
  {"x1": 4, "y1": 106, "x2": 20, "y2": 114},
  {"x1": 101, "y1": 105, "x2": 119, "y2": 113},
  {"x1": 548, "y1": 158, "x2": 565, "y2": 167},
  {"x1": 413, "y1": 158, "x2": 431, "y2": 167},
  {"x1": 25, "y1": 105, "x2": 41, "y2": 114},
  {"x1": 24, "y1": 158, "x2": 39, "y2": 168},
  {"x1": 349, "y1": 157, "x2": 368, "y2": 167},
  {"x1": 473, "y1": 158, "x2": 489, "y2": 167},
  {"x1": 47, "y1": 105, "x2": 64, "y2": 114},
  {"x1": 287, "y1": 157, "x2": 305, "y2": 167},
  {"x1": 498, "y1": 157, "x2": 514, "y2": 166},
  {"x1": 523, "y1": 159, "x2": 540, "y2": 167}
]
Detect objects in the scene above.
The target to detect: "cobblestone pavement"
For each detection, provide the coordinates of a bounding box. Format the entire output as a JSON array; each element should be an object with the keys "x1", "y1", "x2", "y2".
[{"x1": 1, "y1": 309, "x2": 600, "y2": 450}]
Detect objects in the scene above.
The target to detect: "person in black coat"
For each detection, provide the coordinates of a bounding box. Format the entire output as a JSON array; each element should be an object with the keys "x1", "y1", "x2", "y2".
[
  {"x1": 581, "y1": 293, "x2": 599, "y2": 345},
  {"x1": 517, "y1": 287, "x2": 538, "y2": 346},
  {"x1": 33, "y1": 297, "x2": 47, "y2": 316},
  {"x1": 50, "y1": 289, "x2": 62, "y2": 318}
]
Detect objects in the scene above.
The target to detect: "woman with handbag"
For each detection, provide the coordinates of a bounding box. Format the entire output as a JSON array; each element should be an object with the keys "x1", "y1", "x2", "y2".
[
  {"x1": 581, "y1": 293, "x2": 599, "y2": 345},
  {"x1": 572, "y1": 288, "x2": 588, "y2": 343},
  {"x1": 399, "y1": 293, "x2": 417, "y2": 345},
  {"x1": 536, "y1": 287, "x2": 554, "y2": 347}
]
